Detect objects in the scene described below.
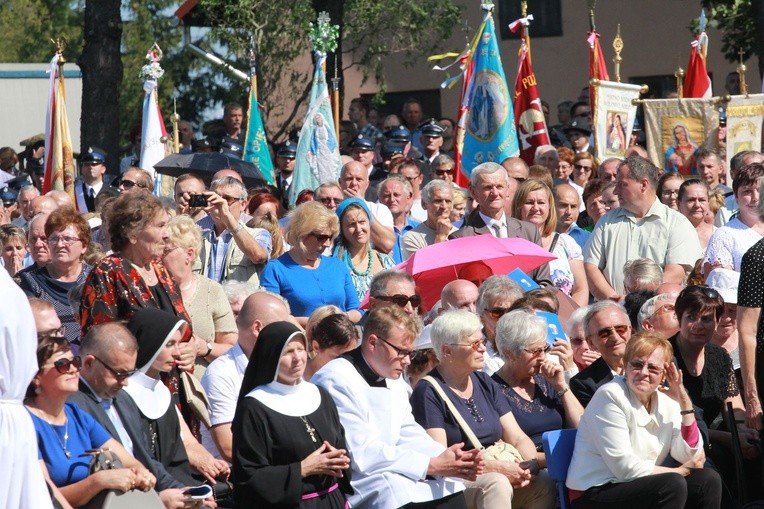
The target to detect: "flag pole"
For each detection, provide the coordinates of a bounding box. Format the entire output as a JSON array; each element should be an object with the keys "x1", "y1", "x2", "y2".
[
  {"x1": 588, "y1": 0, "x2": 598, "y2": 83},
  {"x1": 675, "y1": 66, "x2": 685, "y2": 98},
  {"x1": 332, "y1": 52, "x2": 341, "y2": 142},
  {"x1": 170, "y1": 99, "x2": 180, "y2": 154},
  {"x1": 737, "y1": 48, "x2": 748, "y2": 96},
  {"x1": 613, "y1": 25, "x2": 623, "y2": 83}
]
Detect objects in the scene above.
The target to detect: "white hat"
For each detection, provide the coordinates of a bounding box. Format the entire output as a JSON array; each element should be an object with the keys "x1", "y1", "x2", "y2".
[
  {"x1": 705, "y1": 268, "x2": 739, "y2": 304},
  {"x1": 414, "y1": 324, "x2": 433, "y2": 351}
]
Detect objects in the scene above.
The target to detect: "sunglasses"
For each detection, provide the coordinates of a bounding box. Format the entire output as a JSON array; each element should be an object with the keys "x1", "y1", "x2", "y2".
[
  {"x1": 680, "y1": 285, "x2": 720, "y2": 300},
  {"x1": 320, "y1": 197, "x2": 342, "y2": 205},
  {"x1": 628, "y1": 359, "x2": 664, "y2": 376},
  {"x1": 308, "y1": 232, "x2": 333, "y2": 243},
  {"x1": 378, "y1": 336, "x2": 414, "y2": 358},
  {"x1": 374, "y1": 294, "x2": 422, "y2": 308},
  {"x1": 447, "y1": 339, "x2": 483, "y2": 351},
  {"x1": 487, "y1": 306, "x2": 512, "y2": 320},
  {"x1": 220, "y1": 194, "x2": 243, "y2": 206},
  {"x1": 93, "y1": 355, "x2": 138, "y2": 381},
  {"x1": 118, "y1": 179, "x2": 144, "y2": 189},
  {"x1": 50, "y1": 356, "x2": 82, "y2": 374},
  {"x1": 593, "y1": 324, "x2": 630, "y2": 341},
  {"x1": 573, "y1": 164, "x2": 592, "y2": 171},
  {"x1": 523, "y1": 344, "x2": 553, "y2": 356},
  {"x1": 37, "y1": 325, "x2": 67, "y2": 339}
]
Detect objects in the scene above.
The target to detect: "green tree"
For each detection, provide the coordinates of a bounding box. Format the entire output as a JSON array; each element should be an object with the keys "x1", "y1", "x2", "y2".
[
  {"x1": 199, "y1": 0, "x2": 462, "y2": 139},
  {"x1": 0, "y1": 0, "x2": 84, "y2": 62},
  {"x1": 701, "y1": 0, "x2": 764, "y2": 77}
]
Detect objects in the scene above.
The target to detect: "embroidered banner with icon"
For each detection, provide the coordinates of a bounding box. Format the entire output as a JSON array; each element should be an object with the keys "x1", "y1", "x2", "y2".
[{"x1": 591, "y1": 81, "x2": 642, "y2": 161}]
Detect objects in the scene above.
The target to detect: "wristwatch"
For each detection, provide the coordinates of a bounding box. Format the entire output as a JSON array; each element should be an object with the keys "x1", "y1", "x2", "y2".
[{"x1": 204, "y1": 342, "x2": 213, "y2": 357}]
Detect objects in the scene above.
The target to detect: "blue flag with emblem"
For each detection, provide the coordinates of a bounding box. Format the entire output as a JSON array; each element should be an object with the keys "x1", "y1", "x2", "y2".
[
  {"x1": 243, "y1": 85, "x2": 275, "y2": 185},
  {"x1": 289, "y1": 52, "x2": 342, "y2": 206},
  {"x1": 460, "y1": 8, "x2": 519, "y2": 173}
]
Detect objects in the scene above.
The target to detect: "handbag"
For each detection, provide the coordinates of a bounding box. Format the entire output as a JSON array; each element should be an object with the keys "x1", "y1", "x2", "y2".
[
  {"x1": 179, "y1": 370, "x2": 212, "y2": 429},
  {"x1": 82, "y1": 447, "x2": 124, "y2": 474},
  {"x1": 422, "y1": 376, "x2": 523, "y2": 463}
]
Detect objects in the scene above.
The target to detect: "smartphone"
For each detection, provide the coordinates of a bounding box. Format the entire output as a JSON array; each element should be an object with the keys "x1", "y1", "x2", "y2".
[
  {"x1": 183, "y1": 485, "x2": 213, "y2": 500},
  {"x1": 189, "y1": 194, "x2": 209, "y2": 207}
]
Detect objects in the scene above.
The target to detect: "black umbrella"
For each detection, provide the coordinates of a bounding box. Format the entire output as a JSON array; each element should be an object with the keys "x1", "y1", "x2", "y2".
[{"x1": 153, "y1": 153, "x2": 267, "y2": 189}]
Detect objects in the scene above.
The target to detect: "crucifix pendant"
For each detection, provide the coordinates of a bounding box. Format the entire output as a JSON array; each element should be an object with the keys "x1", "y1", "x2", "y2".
[
  {"x1": 65, "y1": 451, "x2": 72, "y2": 459},
  {"x1": 301, "y1": 417, "x2": 318, "y2": 444}
]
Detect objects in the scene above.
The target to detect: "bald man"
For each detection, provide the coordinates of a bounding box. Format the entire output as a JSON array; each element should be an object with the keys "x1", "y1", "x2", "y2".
[
  {"x1": 501, "y1": 156, "x2": 530, "y2": 180},
  {"x1": 212, "y1": 168, "x2": 243, "y2": 183},
  {"x1": 440, "y1": 279, "x2": 479, "y2": 313},
  {"x1": 554, "y1": 183, "x2": 590, "y2": 249},
  {"x1": 29, "y1": 196, "x2": 57, "y2": 217},
  {"x1": 201, "y1": 290, "x2": 292, "y2": 461},
  {"x1": 45, "y1": 190, "x2": 74, "y2": 209}
]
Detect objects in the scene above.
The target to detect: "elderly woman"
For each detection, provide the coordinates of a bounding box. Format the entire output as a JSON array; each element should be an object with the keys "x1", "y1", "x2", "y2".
[
  {"x1": 513, "y1": 179, "x2": 589, "y2": 306},
  {"x1": 232, "y1": 321, "x2": 352, "y2": 507},
  {"x1": 706, "y1": 268, "x2": 740, "y2": 372},
  {"x1": 164, "y1": 214, "x2": 237, "y2": 374},
  {"x1": 566, "y1": 306, "x2": 600, "y2": 371},
  {"x1": 411, "y1": 310, "x2": 556, "y2": 509},
  {"x1": 304, "y1": 307, "x2": 358, "y2": 380},
  {"x1": 581, "y1": 179, "x2": 607, "y2": 230},
  {"x1": 19, "y1": 208, "x2": 92, "y2": 350},
  {"x1": 669, "y1": 285, "x2": 760, "y2": 472},
  {"x1": 567, "y1": 331, "x2": 722, "y2": 508},
  {"x1": 261, "y1": 201, "x2": 361, "y2": 327},
  {"x1": 25, "y1": 325, "x2": 156, "y2": 507},
  {"x1": 79, "y1": 192, "x2": 191, "y2": 335},
  {"x1": 491, "y1": 309, "x2": 583, "y2": 450},
  {"x1": 570, "y1": 152, "x2": 596, "y2": 192},
  {"x1": 704, "y1": 163, "x2": 764, "y2": 277},
  {"x1": 554, "y1": 147, "x2": 575, "y2": 186},
  {"x1": 0, "y1": 223, "x2": 27, "y2": 276},
  {"x1": 658, "y1": 172, "x2": 684, "y2": 210},
  {"x1": 678, "y1": 178, "x2": 715, "y2": 252},
  {"x1": 333, "y1": 198, "x2": 394, "y2": 301}
]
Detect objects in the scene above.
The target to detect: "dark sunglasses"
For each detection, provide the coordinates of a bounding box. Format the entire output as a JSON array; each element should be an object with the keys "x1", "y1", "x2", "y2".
[
  {"x1": 374, "y1": 294, "x2": 422, "y2": 308},
  {"x1": 93, "y1": 355, "x2": 138, "y2": 381},
  {"x1": 50, "y1": 356, "x2": 82, "y2": 374},
  {"x1": 681, "y1": 285, "x2": 720, "y2": 301},
  {"x1": 593, "y1": 324, "x2": 630, "y2": 341},
  {"x1": 573, "y1": 164, "x2": 592, "y2": 171},
  {"x1": 308, "y1": 232, "x2": 333, "y2": 243},
  {"x1": 487, "y1": 306, "x2": 512, "y2": 320},
  {"x1": 118, "y1": 179, "x2": 144, "y2": 189}
]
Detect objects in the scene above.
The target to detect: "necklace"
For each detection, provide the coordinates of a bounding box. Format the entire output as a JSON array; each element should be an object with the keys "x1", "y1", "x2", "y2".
[
  {"x1": 345, "y1": 246, "x2": 373, "y2": 277},
  {"x1": 51, "y1": 419, "x2": 71, "y2": 459},
  {"x1": 300, "y1": 416, "x2": 318, "y2": 444}
]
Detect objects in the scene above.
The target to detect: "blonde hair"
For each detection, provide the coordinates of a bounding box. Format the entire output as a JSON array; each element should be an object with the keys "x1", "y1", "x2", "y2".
[
  {"x1": 306, "y1": 305, "x2": 342, "y2": 342},
  {"x1": 284, "y1": 201, "x2": 339, "y2": 251},
  {"x1": 167, "y1": 214, "x2": 202, "y2": 254},
  {"x1": 249, "y1": 211, "x2": 286, "y2": 258},
  {"x1": 512, "y1": 179, "x2": 558, "y2": 237},
  {"x1": 452, "y1": 188, "x2": 468, "y2": 207}
]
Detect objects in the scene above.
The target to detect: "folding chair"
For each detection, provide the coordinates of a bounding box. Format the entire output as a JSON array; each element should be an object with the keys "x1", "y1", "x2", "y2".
[{"x1": 542, "y1": 428, "x2": 577, "y2": 509}]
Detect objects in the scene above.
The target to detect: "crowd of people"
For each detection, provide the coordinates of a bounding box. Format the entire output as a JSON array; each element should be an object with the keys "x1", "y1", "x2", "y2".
[{"x1": 2, "y1": 94, "x2": 764, "y2": 509}]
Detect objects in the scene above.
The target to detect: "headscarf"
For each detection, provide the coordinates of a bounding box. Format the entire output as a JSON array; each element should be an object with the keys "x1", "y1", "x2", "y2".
[
  {"x1": 335, "y1": 197, "x2": 372, "y2": 226},
  {"x1": 238, "y1": 321, "x2": 320, "y2": 417},
  {"x1": 123, "y1": 308, "x2": 186, "y2": 420}
]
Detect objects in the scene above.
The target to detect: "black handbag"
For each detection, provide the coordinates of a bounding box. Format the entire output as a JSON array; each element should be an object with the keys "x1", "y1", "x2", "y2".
[{"x1": 82, "y1": 447, "x2": 124, "y2": 474}]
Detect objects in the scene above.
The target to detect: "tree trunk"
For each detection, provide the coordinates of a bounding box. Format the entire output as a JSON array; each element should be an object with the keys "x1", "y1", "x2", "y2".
[{"x1": 78, "y1": 0, "x2": 123, "y2": 175}]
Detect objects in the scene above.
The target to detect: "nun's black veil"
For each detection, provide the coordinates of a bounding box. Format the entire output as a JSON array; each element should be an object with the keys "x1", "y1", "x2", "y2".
[{"x1": 237, "y1": 321, "x2": 305, "y2": 401}]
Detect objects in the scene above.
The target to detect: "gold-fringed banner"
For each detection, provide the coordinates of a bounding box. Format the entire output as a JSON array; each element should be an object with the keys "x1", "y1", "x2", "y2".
[{"x1": 592, "y1": 80, "x2": 642, "y2": 161}]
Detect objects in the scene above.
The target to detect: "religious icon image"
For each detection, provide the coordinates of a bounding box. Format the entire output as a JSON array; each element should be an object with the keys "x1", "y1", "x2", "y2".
[
  {"x1": 663, "y1": 118, "x2": 702, "y2": 175},
  {"x1": 468, "y1": 70, "x2": 509, "y2": 142},
  {"x1": 605, "y1": 111, "x2": 627, "y2": 155},
  {"x1": 306, "y1": 111, "x2": 340, "y2": 184}
]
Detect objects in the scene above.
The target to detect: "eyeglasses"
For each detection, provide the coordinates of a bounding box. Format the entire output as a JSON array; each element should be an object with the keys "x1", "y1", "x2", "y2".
[
  {"x1": 628, "y1": 359, "x2": 664, "y2": 376},
  {"x1": 374, "y1": 294, "x2": 422, "y2": 308},
  {"x1": 92, "y1": 355, "x2": 138, "y2": 381},
  {"x1": 47, "y1": 234, "x2": 82, "y2": 246},
  {"x1": 661, "y1": 189, "x2": 679, "y2": 197},
  {"x1": 447, "y1": 339, "x2": 483, "y2": 351},
  {"x1": 377, "y1": 336, "x2": 414, "y2": 358},
  {"x1": 319, "y1": 197, "x2": 342, "y2": 205},
  {"x1": 651, "y1": 303, "x2": 676, "y2": 317},
  {"x1": 48, "y1": 356, "x2": 82, "y2": 374},
  {"x1": 434, "y1": 169, "x2": 455, "y2": 176},
  {"x1": 569, "y1": 336, "x2": 585, "y2": 346},
  {"x1": 118, "y1": 179, "x2": 144, "y2": 190},
  {"x1": 308, "y1": 232, "x2": 333, "y2": 243},
  {"x1": 593, "y1": 324, "x2": 630, "y2": 341},
  {"x1": 487, "y1": 306, "x2": 512, "y2": 320},
  {"x1": 573, "y1": 164, "x2": 592, "y2": 171},
  {"x1": 37, "y1": 325, "x2": 67, "y2": 339},
  {"x1": 220, "y1": 194, "x2": 243, "y2": 206},
  {"x1": 523, "y1": 344, "x2": 552, "y2": 356}
]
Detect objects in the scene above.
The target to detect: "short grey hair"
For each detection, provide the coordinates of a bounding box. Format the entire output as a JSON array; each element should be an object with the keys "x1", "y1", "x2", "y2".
[
  {"x1": 495, "y1": 309, "x2": 548, "y2": 359},
  {"x1": 431, "y1": 154, "x2": 455, "y2": 170},
  {"x1": 583, "y1": 301, "x2": 628, "y2": 337},
  {"x1": 566, "y1": 305, "x2": 589, "y2": 335},
  {"x1": 378, "y1": 174, "x2": 413, "y2": 198},
  {"x1": 618, "y1": 156, "x2": 659, "y2": 190},
  {"x1": 368, "y1": 269, "x2": 415, "y2": 298},
  {"x1": 623, "y1": 258, "x2": 663, "y2": 292},
  {"x1": 222, "y1": 280, "x2": 260, "y2": 303},
  {"x1": 430, "y1": 310, "x2": 482, "y2": 362},
  {"x1": 422, "y1": 179, "x2": 452, "y2": 205},
  {"x1": 211, "y1": 176, "x2": 247, "y2": 200},
  {"x1": 470, "y1": 161, "x2": 507, "y2": 187},
  {"x1": 534, "y1": 145, "x2": 558, "y2": 162},
  {"x1": 476, "y1": 275, "x2": 523, "y2": 314},
  {"x1": 637, "y1": 293, "x2": 674, "y2": 330}
]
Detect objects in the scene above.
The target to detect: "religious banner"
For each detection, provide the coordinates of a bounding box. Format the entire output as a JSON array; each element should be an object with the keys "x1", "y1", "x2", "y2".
[
  {"x1": 243, "y1": 46, "x2": 275, "y2": 185},
  {"x1": 591, "y1": 80, "x2": 641, "y2": 161},
  {"x1": 43, "y1": 47, "x2": 75, "y2": 200},
  {"x1": 683, "y1": 10, "x2": 712, "y2": 99},
  {"x1": 642, "y1": 98, "x2": 719, "y2": 174},
  {"x1": 139, "y1": 44, "x2": 170, "y2": 196},
  {"x1": 459, "y1": 5, "x2": 519, "y2": 175},
  {"x1": 725, "y1": 94, "x2": 764, "y2": 169},
  {"x1": 588, "y1": 30, "x2": 609, "y2": 108}
]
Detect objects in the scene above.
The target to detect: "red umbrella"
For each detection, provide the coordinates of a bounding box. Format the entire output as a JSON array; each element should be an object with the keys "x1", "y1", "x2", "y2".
[{"x1": 364, "y1": 236, "x2": 556, "y2": 312}]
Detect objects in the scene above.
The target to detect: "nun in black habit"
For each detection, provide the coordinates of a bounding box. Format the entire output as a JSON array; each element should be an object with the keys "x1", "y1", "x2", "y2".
[{"x1": 232, "y1": 321, "x2": 353, "y2": 508}]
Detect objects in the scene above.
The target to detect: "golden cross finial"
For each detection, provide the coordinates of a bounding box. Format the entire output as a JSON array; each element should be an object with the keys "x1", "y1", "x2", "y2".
[
  {"x1": 613, "y1": 24, "x2": 623, "y2": 83},
  {"x1": 521, "y1": 0, "x2": 527, "y2": 18},
  {"x1": 675, "y1": 66, "x2": 685, "y2": 98},
  {"x1": 737, "y1": 48, "x2": 748, "y2": 95}
]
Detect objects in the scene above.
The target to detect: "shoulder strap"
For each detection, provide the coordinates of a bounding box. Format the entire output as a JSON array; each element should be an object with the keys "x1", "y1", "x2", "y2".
[
  {"x1": 549, "y1": 232, "x2": 560, "y2": 253},
  {"x1": 422, "y1": 376, "x2": 484, "y2": 451}
]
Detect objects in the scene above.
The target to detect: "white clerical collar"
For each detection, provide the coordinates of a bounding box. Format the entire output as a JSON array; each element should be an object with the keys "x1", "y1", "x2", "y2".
[
  {"x1": 246, "y1": 379, "x2": 321, "y2": 417},
  {"x1": 123, "y1": 371, "x2": 171, "y2": 420}
]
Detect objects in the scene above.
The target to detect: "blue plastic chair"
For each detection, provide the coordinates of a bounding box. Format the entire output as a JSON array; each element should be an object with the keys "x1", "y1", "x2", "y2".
[{"x1": 542, "y1": 429, "x2": 578, "y2": 509}]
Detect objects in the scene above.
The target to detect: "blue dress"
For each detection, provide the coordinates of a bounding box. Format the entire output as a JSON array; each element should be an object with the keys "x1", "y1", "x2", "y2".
[
  {"x1": 260, "y1": 252, "x2": 360, "y2": 318},
  {"x1": 29, "y1": 402, "x2": 112, "y2": 487}
]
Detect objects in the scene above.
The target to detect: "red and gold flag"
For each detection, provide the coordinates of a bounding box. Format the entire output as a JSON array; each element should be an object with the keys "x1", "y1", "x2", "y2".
[{"x1": 43, "y1": 53, "x2": 75, "y2": 201}]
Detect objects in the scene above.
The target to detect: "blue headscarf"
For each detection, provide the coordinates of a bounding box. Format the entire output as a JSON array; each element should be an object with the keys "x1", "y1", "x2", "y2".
[{"x1": 335, "y1": 197, "x2": 372, "y2": 225}]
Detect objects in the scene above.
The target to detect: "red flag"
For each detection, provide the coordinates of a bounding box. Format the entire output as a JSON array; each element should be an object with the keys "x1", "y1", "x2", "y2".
[
  {"x1": 588, "y1": 31, "x2": 609, "y2": 107},
  {"x1": 683, "y1": 36, "x2": 712, "y2": 98},
  {"x1": 454, "y1": 50, "x2": 473, "y2": 188},
  {"x1": 43, "y1": 53, "x2": 75, "y2": 201},
  {"x1": 513, "y1": 29, "x2": 549, "y2": 165}
]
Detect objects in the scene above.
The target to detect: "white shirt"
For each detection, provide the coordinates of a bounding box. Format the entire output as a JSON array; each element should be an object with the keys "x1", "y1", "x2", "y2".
[
  {"x1": 479, "y1": 211, "x2": 508, "y2": 238},
  {"x1": 567, "y1": 376, "x2": 701, "y2": 491},
  {"x1": 200, "y1": 343, "x2": 248, "y2": 459}
]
